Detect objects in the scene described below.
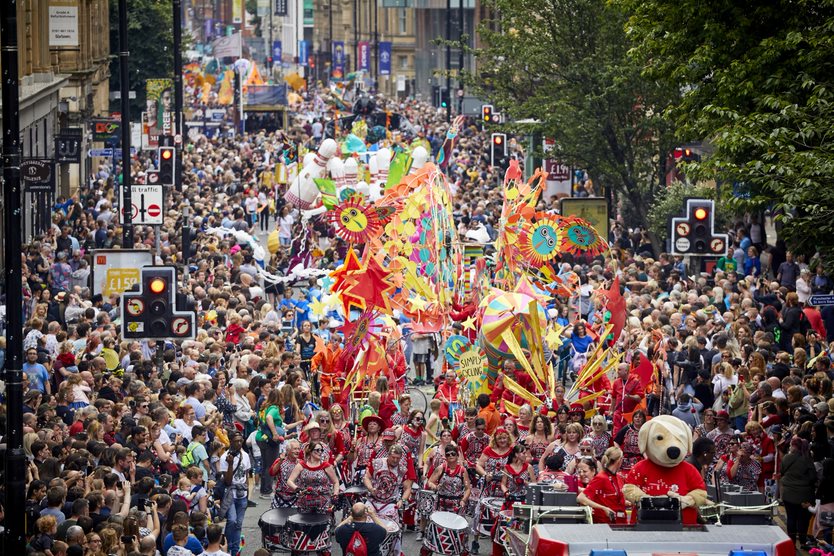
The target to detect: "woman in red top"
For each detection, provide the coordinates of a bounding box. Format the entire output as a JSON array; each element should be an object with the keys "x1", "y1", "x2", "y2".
[
  {"x1": 577, "y1": 446, "x2": 627, "y2": 524},
  {"x1": 500, "y1": 444, "x2": 536, "y2": 509},
  {"x1": 476, "y1": 427, "x2": 514, "y2": 497},
  {"x1": 745, "y1": 421, "x2": 775, "y2": 488},
  {"x1": 524, "y1": 414, "x2": 554, "y2": 475}
]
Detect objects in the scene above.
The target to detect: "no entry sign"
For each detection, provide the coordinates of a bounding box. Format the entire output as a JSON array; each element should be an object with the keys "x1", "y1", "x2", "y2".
[{"x1": 119, "y1": 185, "x2": 164, "y2": 225}]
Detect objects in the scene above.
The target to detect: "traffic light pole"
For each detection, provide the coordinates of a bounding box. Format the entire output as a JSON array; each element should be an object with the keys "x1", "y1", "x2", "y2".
[
  {"x1": 1, "y1": 0, "x2": 26, "y2": 553},
  {"x1": 119, "y1": 0, "x2": 133, "y2": 248},
  {"x1": 445, "y1": 0, "x2": 451, "y2": 122}
]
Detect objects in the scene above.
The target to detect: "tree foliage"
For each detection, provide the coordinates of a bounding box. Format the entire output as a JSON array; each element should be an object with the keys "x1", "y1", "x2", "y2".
[
  {"x1": 623, "y1": 0, "x2": 834, "y2": 267},
  {"x1": 109, "y1": 0, "x2": 174, "y2": 115},
  {"x1": 470, "y1": 0, "x2": 679, "y2": 229}
]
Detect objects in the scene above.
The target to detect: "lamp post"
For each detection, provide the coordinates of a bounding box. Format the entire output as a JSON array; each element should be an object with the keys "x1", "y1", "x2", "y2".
[
  {"x1": 119, "y1": 0, "x2": 133, "y2": 247},
  {"x1": 445, "y1": 0, "x2": 451, "y2": 121}
]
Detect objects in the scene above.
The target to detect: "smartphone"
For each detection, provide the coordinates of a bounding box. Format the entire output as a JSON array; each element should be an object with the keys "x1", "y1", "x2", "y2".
[{"x1": 121, "y1": 535, "x2": 135, "y2": 544}]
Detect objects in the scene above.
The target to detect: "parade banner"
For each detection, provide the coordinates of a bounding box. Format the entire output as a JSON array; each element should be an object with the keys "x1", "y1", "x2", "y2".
[
  {"x1": 213, "y1": 32, "x2": 242, "y2": 59},
  {"x1": 358, "y1": 41, "x2": 370, "y2": 71},
  {"x1": 299, "y1": 40, "x2": 309, "y2": 67},
  {"x1": 332, "y1": 41, "x2": 345, "y2": 79},
  {"x1": 244, "y1": 85, "x2": 288, "y2": 106},
  {"x1": 272, "y1": 40, "x2": 282, "y2": 64},
  {"x1": 379, "y1": 42, "x2": 392, "y2": 75}
]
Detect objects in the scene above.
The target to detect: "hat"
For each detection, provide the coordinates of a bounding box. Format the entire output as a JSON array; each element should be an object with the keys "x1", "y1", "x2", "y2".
[
  {"x1": 361, "y1": 414, "x2": 386, "y2": 432},
  {"x1": 55, "y1": 291, "x2": 67, "y2": 301},
  {"x1": 381, "y1": 429, "x2": 397, "y2": 441},
  {"x1": 579, "y1": 437, "x2": 594, "y2": 448},
  {"x1": 303, "y1": 421, "x2": 321, "y2": 433},
  {"x1": 716, "y1": 410, "x2": 730, "y2": 420},
  {"x1": 569, "y1": 403, "x2": 584, "y2": 414}
]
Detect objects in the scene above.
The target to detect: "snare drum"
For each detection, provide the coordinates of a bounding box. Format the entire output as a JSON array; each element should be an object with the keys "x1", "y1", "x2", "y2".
[
  {"x1": 258, "y1": 508, "x2": 298, "y2": 552},
  {"x1": 417, "y1": 488, "x2": 437, "y2": 518},
  {"x1": 493, "y1": 509, "x2": 516, "y2": 548},
  {"x1": 476, "y1": 497, "x2": 504, "y2": 536},
  {"x1": 286, "y1": 513, "x2": 331, "y2": 553},
  {"x1": 423, "y1": 511, "x2": 469, "y2": 556},
  {"x1": 377, "y1": 518, "x2": 402, "y2": 556}
]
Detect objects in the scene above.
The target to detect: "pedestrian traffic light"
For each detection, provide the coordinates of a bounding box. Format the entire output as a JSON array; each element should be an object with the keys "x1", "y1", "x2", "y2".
[
  {"x1": 122, "y1": 266, "x2": 195, "y2": 340},
  {"x1": 158, "y1": 146, "x2": 175, "y2": 186},
  {"x1": 491, "y1": 132, "x2": 507, "y2": 168},
  {"x1": 482, "y1": 105, "x2": 494, "y2": 123}
]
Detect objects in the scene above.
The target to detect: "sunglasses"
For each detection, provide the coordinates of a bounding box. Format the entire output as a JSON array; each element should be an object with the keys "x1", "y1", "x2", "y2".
[{"x1": 312, "y1": 447, "x2": 325, "y2": 453}]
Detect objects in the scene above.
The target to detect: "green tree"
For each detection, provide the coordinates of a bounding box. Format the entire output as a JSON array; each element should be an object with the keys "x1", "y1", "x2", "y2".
[
  {"x1": 109, "y1": 0, "x2": 174, "y2": 115},
  {"x1": 471, "y1": 0, "x2": 679, "y2": 234},
  {"x1": 623, "y1": 0, "x2": 834, "y2": 267}
]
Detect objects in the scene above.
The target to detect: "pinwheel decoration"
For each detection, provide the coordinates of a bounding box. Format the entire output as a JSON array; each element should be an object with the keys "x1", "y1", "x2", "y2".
[
  {"x1": 559, "y1": 216, "x2": 608, "y2": 256},
  {"x1": 326, "y1": 193, "x2": 393, "y2": 245},
  {"x1": 517, "y1": 213, "x2": 564, "y2": 267}
]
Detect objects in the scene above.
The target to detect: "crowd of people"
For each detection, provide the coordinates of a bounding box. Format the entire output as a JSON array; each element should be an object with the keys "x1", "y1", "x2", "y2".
[{"x1": 0, "y1": 80, "x2": 833, "y2": 556}]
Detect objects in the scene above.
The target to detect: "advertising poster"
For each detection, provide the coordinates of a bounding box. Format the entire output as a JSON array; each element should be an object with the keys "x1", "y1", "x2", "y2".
[
  {"x1": 332, "y1": 41, "x2": 345, "y2": 79},
  {"x1": 145, "y1": 78, "x2": 174, "y2": 147},
  {"x1": 379, "y1": 42, "x2": 392, "y2": 75},
  {"x1": 358, "y1": 41, "x2": 370, "y2": 71}
]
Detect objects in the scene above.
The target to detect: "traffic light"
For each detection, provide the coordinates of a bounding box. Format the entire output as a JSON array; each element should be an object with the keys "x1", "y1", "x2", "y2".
[
  {"x1": 670, "y1": 199, "x2": 728, "y2": 257},
  {"x1": 158, "y1": 146, "x2": 175, "y2": 186},
  {"x1": 122, "y1": 266, "x2": 195, "y2": 340},
  {"x1": 673, "y1": 146, "x2": 701, "y2": 162},
  {"x1": 491, "y1": 132, "x2": 507, "y2": 168},
  {"x1": 482, "y1": 104, "x2": 494, "y2": 123}
]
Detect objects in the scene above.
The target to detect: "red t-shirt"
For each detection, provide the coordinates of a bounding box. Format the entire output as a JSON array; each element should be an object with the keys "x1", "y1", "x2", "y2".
[
  {"x1": 625, "y1": 458, "x2": 706, "y2": 525},
  {"x1": 584, "y1": 470, "x2": 627, "y2": 523}
]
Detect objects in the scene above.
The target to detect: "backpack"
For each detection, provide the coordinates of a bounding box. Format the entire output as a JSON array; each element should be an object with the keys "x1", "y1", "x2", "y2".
[
  {"x1": 180, "y1": 441, "x2": 199, "y2": 468},
  {"x1": 344, "y1": 527, "x2": 367, "y2": 556}
]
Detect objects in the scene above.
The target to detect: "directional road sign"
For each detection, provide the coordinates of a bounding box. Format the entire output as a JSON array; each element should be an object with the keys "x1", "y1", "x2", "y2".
[{"x1": 809, "y1": 294, "x2": 834, "y2": 306}]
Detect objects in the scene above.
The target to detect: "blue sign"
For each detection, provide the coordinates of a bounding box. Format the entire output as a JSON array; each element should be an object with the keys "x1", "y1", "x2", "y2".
[
  {"x1": 272, "y1": 41, "x2": 282, "y2": 62},
  {"x1": 809, "y1": 294, "x2": 834, "y2": 306},
  {"x1": 332, "y1": 40, "x2": 345, "y2": 78},
  {"x1": 89, "y1": 148, "x2": 136, "y2": 158},
  {"x1": 379, "y1": 41, "x2": 392, "y2": 75},
  {"x1": 299, "y1": 40, "x2": 309, "y2": 67}
]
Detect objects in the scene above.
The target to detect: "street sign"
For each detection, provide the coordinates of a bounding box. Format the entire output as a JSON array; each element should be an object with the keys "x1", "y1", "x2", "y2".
[
  {"x1": 119, "y1": 184, "x2": 164, "y2": 225},
  {"x1": 670, "y1": 198, "x2": 728, "y2": 257},
  {"x1": 146, "y1": 171, "x2": 160, "y2": 185},
  {"x1": 89, "y1": 147, "x2": 136, "y2": 158},
  {"x1": 676, "y1": 222, "x2": 690, "y2": 236},
  {"x1": 126, "y1": 299, "x2": 145, "y2": 317},
  {"x1": 710, "y1": 237, "x2": 726, "y2": 254},
  {"x1": 809, "y1": 294, "x2": 834, "y2": 306},
  {"x1": 55, "y1": 133, "x2": 82, "y2": 164},
  {"x1": 675, "y1": 237, "x2": 691, "y2": 252},
  {"x1": 21, "y1": 159, "x2": 55, "y2": 192}
]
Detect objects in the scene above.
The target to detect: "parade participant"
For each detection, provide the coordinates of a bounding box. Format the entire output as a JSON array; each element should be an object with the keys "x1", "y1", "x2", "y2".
[
  {"x1": 390, "y1": 393, "x2": 412, "y2": 427},
  {"x1": 500, "y1": 444, "x2": 536, "y2": 508},
  {"x1": 503, "y1": 417, "x2": 521, "y2": 444},
  {"x1": 426, "y1": 428, "x2": 457, "y2": 477},
  {"x1": 364, "y1": 445, "x2": 415, "y2": 530},
  {"x1": 452, "y1": 407, "x2": 478, "y2": 441},
  {"x1": 460, "y1": 417, "x2": 491, "y2": 469},
  {"x1": 567, "y1": 437, "x2": 600, "y2": 474},
  {"x1": 477, "y1": 393, "x2": 502, "y2": 434},
  {"x1": 397, "y1": 410, "x2": 427, "y2": 476},
  {"x1": 375, "y1": 377, "x2": 398, "y2": 427},
  {"x1": 516, "y1": 404, "x2": 533, "y2": 439},
  {"x1": 524, "y1": 414, "x2": 554, "y2": 474},
  {"x1": 539, "y1": 422, "x2": 584, "y2": 471},
  {"x1": 538, "y1": 454, "x2": 577, "y2": 491},
  {"x1": 329, "y1": 403, "x2": 353, "y2": 478},
  {"x1": 315, "y1": 410, "x2": 348, "y2": 470},
  {"x1": 351, "y1": 415, "x2": 385, "y2": 484},
  {"x1": 575, "y1": 456, "x2": 599, "y2": 494},
  {"x1": 568, "y1": 403, "x2": 590, "y2": 433},
  {"x1": 310, "y1": 333, "x2": 342, "y2": 408},
  {"x1": 476, "y1": 427, "x2": 513, "y2": 497},
  {"x1": 611, "y1": 363, "x2": 645, "y2": 436},
  {"x1": 269, "y1": 439, "x2": 301, "y2": 508},
  {"x1": 724, "y1": 442, "x2": 761, "y2": 491},
  {"x1": 300, "y1": 420, "x2": 334, "y2": 463},
  {"x1": 688, "y1": 437, "x2": 717, "y2": 484},
  {"x1": 577, "y1": 446, "x2": 627, "y2": 524},
  {"x1": 435, "y1": 371, "x2": 461, "y2": 421},
  {"x1": 614, "y1": 409, "x2": 646, "y2": 472},
  {"x1": 744, "y1": 420, "x2": 775, "y2": 488},
  {"x1": 708, "y1": 410, "x2": 736, "y2": 460},
  {"x1": 426, "y1": 444, "x2": 471, "y2": 513},
  {"x1": 287, "y1": 440, "x2": 341, "y2": 514},
  {"x1": 587, "y1": 414, "x2": 614, "y2": 459},
  {"x1": 386, "y1": 334, "x2": 409, "y2": 393}
]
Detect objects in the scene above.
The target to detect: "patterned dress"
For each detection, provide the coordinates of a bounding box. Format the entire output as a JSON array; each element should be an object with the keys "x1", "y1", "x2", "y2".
[
  {"x1": 295, "y1": 460, "x2": 334, "y2": 514},
  {"x1": 460, "y1": 431, "x2": 490, "y2": 467},
  {"x1": 435, "y1": 463, "x2": 467, "y2": 513},
  {"x1": 503, "y1": 462, "x2": 531, "y2": 506},
  {"x1": 391, "y1": 411, "x2": 409, "y2": 427},
  {"x1": 354, "y1": 434, "x2": 384, "y2": 483},
  {"x1": 271, "y1": 457, "x2": 298, "y2": 509},
  {"x1": 525, "y1": 434, "x2": 550, "y2": 472},
  {"x1": 618, "y1": 425, "x2": 642, "y2": 472},
  {"x1": 399, "y1": 425, "x2": 423, "y2": 465},
  {"x1": 589, "y1": 432, "x2": 613, "y2": 459},
  {"x1": 367, "y1": 456, "x2": 410, "y2": 523},
  {"x1": 480, "y1": 446, "x2": 511, "y2": 497}
]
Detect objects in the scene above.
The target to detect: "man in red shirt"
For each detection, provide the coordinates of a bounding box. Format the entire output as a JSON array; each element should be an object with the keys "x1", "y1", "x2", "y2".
[{"x1": 611, "y1": 363, "x2": 644, "y2": 436}]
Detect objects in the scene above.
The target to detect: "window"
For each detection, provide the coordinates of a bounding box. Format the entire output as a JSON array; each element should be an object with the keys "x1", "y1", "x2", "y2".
[
  {"x1": 398, "y1": 55, "x2": 409, "y2": 69},
  {"x1": 398, "y1": 8, "x2": 407, "y2": 34}
]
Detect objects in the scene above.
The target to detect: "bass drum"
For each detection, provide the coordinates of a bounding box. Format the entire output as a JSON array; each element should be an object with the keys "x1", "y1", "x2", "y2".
[
  {"x1": 475, "y1": 497, "x2": 504, "y2": 536},
  {"x1": 258, "y1": 508, "x2": 298, "y2": 552},
  {"x1": 377, "y1": 517, "x2": 402, "y2": 556},
  {"x1": 422, "y1": 511, "x2": 469, "y2": 556},
  {"x1": 286, "y1": 513, "x2": 331, "y2": 554}
]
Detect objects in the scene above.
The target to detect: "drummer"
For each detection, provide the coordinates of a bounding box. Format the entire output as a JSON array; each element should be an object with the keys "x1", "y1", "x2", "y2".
[
  {"x1": 460, "y1": 417, "x2": 490, "y2": 479},
  {"x1": 300, "y1": 420, "x2": 333, "y2": 463},
  {"x1": 287, "y1": 440, "x2": 341, "y2": 514},
  {"x1": 268, "y1": 439, "x2": 301, "y2": 509},
  {"x1": 396, "y1": 410, "x2": 427, "y2": 477},
  {"x1": 426, "y1": 444, "x2": 471, "y2": 513},
  {"x1": 351, "y1": 415, "x2": 386, "y2": 484},
  {"x1": 475, "y1": 427, "x2": 513, "y2": 497},
  {"x1": 452, "y1": 407, "x2": 478, "y2": 441},
  {"x1": 500, "y1": 444, "x2": 536, "y2": 509},
  {"x1": 364, "y1": 446, "x2": 415, "y2": 555}
]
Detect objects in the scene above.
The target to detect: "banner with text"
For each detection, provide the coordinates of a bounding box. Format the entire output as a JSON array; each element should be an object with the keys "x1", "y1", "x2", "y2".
[
  {"x1": 358, "y1": 41, "x2": 370, "y2": 71},
  {"x1": 299, "y1": 40, "x2": 309, "y2": 67}
]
